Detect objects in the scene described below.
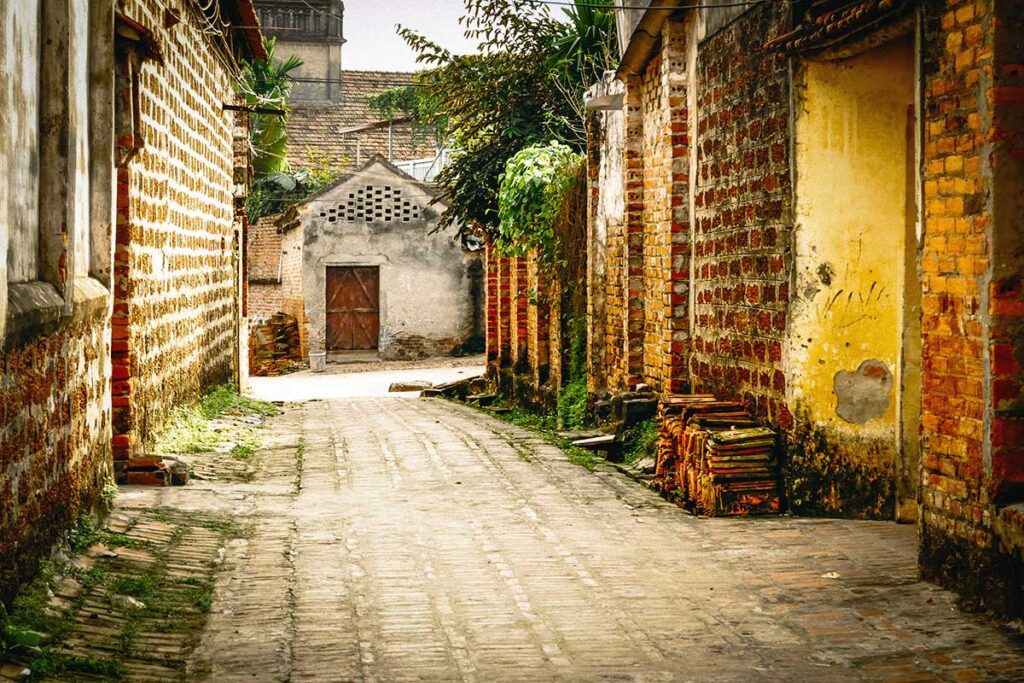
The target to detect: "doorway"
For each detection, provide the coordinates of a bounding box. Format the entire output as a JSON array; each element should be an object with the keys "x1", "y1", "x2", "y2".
[
  {"x1": 790, "y1": 33, "x2": 920, "y2": 519},
  {"x1": 326, "y1": 266, "x2": 380, "y2": 352}
]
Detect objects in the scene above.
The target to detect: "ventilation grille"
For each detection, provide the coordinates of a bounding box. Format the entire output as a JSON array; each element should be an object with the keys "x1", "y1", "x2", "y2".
[{"x1": 319, "y1": 185, "x2": 421, "y2": 224}]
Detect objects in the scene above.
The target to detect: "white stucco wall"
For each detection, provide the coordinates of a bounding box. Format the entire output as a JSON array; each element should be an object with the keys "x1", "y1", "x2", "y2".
[{"x1": 299, "y1": 159, "x2": 476, "y2": 358}]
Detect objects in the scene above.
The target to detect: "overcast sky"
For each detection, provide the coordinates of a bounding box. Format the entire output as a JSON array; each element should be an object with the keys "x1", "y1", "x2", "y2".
[{"x1": 342, "y1": 1, "x2": 479, "y2": 72}]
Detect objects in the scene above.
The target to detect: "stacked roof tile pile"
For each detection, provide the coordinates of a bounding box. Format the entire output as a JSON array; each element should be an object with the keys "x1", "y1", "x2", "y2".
[
  {"x1": 656, "y1": 394, "x2": 781, "y2": 516},
  {"x1": 654, "y1": 395, "x2": 716, "y2": 499},
  {"x1": 695, "y1": 427, "x2": 780, "y2": 516},
  {"x1": 249, "y1": 312, "x2": 304, "y2": 376}
]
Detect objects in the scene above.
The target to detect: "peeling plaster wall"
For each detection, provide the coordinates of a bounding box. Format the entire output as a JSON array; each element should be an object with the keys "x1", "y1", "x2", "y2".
[
  {"x1": 2, "y1": 1, "x2": 41, "y2": 285},
  {"x1": 787, "y1": 38, "x2": 915, "y2": 516},
  {"x1": 585, "y1": 75, "x2": 625, "y2": 394},
  {"x1": 299, "y1": 161, "x2": 476, "y2": 359}
]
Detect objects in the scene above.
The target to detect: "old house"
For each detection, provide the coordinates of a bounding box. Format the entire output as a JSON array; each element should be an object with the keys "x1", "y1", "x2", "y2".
[
  {"x1": 252, "y1": 0, "x2": 438, "y2": 170},
  {"x1": 487, "y1": 0, "x2": 1024, "y2": 614},
  {"x1": 0, "y1": 0, "x2": 263, "y2": 600},
  {"x1": 264, "y1": 157, "x2": 482, "y2": 367}
]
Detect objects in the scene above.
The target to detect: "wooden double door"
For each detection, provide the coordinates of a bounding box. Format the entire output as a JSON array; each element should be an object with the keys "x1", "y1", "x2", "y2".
[{"x1": 326, "y1": 266, "x2": 380, "y2": 351}]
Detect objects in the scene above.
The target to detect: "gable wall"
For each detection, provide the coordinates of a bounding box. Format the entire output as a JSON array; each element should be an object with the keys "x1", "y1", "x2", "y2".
[{"x1": 299, "y1": 165, "x2": 476, "y2": 359}]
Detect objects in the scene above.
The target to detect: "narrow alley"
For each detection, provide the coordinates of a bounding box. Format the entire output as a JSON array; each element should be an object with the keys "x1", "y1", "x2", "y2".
[
  {"x1": 3, "y1": 0, "x2": 1024, "y2": 680},
  {"x1": 108, "y1": 386, "x2": 1022, "y2": 682}
]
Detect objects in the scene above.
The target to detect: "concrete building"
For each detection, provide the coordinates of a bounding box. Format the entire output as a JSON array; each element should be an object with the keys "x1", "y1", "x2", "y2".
[
  {"x1": 265, "y1": 157, "x2": 482, "y2": 365},
  {"x1": 486, "y1": 0, "x2": 1024, "y2": 615},
  {"x1": 0, "y1": 0, "x2": 263, "y2": 601}
]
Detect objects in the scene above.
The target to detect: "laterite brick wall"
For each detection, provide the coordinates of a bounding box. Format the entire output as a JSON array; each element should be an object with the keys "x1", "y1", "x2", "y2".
[
  {"x1": 113, "y1": 0, "x2": 240, "y2": 462},
  {"x1": 1, "y1": 316, "x2": 111, "y2": 602}
]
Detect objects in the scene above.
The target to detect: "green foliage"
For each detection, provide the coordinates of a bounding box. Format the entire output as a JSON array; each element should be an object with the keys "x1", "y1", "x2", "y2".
[
  {"x1": 557, "y1": 377, "x2": 588, "y2": 429},
  {"x1": 67, "y1": 514, "x2": 102, "y2": 552},
  {"x1": 545, "y1": 0, "x2": 617, "y2": 136},
  {"x1": 155, "y1": 384, "x2": 279, "y2": 455},
  {"x1": 557, "y1": 316, "x2": 589, "y2": 429},
  {"x1": 397, "y1": 0, "x2": 616, "y2": 234},
  {"x1": 367, "y1": 85, "x2": 447, "y2": 149},
  {"x1": 496, "y1": 141, "x2": 582, "y2": 257},
  {"x1": 109, "y1": 575, "x2": 158, "y2": 601},
  {"x1": 0, "y1": 602, "x2": 45, "y2": 660},
  {"x1": 246, "y1": 148, "x2": 343, "y2": 221},
  {"x1": 197, "y1": 384, "x2": 281, "y2": 420},
  {"x1": 622, "y1": 419, "x2": 659, "y2": 466},
  {"x1": 238, "y1": 38, "x2": 303, "y2": 176}
]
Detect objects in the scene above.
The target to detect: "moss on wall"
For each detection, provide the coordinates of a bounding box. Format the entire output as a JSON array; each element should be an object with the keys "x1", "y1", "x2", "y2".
[{"x1": 784, "y1": 406, "x2": 896, "y2": 519}]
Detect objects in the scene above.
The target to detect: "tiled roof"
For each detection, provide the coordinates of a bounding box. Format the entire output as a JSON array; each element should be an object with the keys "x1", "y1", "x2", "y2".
[
  {"x1": 765, "y1": 0, "x2": 912, "y2": 54},
  {"x1": 284, "y1": 70, "x2": 438, "y2": 170}
]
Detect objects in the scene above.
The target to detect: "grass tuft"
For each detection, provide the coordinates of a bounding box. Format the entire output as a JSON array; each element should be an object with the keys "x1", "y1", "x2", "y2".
[
  {"x1": 622, "y1": 419, "x2": 659, "y2": 466},
  {"x1": 155, "y1": 384, "x2": 279, "y2": 455}
]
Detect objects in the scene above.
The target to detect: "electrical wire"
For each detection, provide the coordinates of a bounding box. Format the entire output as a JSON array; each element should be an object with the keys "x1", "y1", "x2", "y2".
[{"x1": 524, "y1": 0, "x2": 765, "y2": 9}]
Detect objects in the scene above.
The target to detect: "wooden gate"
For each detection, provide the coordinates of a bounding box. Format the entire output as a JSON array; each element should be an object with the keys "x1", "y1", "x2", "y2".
[{"x1": 326, "y1": 266, "x2": 380, "y2": 351}]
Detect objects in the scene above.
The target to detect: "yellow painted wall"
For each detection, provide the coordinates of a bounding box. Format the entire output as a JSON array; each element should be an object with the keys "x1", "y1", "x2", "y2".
[{"x1": 789, "y1": 38, "x2": 915, "y2": 446}]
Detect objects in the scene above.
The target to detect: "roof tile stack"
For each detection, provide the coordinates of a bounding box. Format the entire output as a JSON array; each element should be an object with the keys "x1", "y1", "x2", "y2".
[{"x1": 656, "y1": 394, "x2": 781, "y2": 516}]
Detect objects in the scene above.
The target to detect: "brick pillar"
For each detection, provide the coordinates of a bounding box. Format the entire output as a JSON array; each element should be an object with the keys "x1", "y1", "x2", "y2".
[
  {"x1": 989, "y1": 0, "x2": 1024, "y2": 501},
  {"x1": 527, "y1": 248, "x2": 551, "y2": 395},
  {"x1": 585, "y1": 109, "x2": 607, "y2": 394},
  {"x1": 111, "y1": 166, "x2": 134, "y2": 467},
  {"x1": 663, "y1": 16, "x2": 691, "y2": 394},
  {"x1": 498, "y1": 253, "x2": 511, "y2": 366},
  {"x1": 485, "y1": 240, "x2": 500, "y2": 368},
  {"x1": 515, "y1": 256, "x2": 529, "y2": 369},
  {"x1": 622, "y1": 73, "x2": 646, "y2": 389},
  {"x1": 919, "y1": 0, "x2": 1024, "y2": 612}
]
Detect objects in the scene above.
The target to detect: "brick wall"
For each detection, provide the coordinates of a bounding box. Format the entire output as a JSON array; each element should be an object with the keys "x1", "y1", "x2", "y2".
[
  {"x1": 247, "y1": 214, "x2": 284, "y2": 323},
  {"x1": 918, "y1": 0, "x2": 1024, "y2": 613},
  {"x1": 691, "y1": 3, "x2": 791, "y2": 426},
  {"x1": 485, "y1": 242, "x2": 499, "y2": 367},
  {"x1": 486, "y1": 245, "x2": 565, "y2": 410},
  {"x1": 0, "y1": 314, "x2": 111, "y2": 602},
  {"x1": 112, "y1": 1, "x2": 241, "y2": 463},
  {"x1": 278, "y1": 224, "x2": 306, "y2": 358}
]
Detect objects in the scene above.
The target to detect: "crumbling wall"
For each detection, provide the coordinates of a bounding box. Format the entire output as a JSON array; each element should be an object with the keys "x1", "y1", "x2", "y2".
[
  {"x1": 918, "y1": 0, "x2": 1024, "y2": 614},
  {"x1": 785, "y1": 37, "x2": 915, "y2": 518}
]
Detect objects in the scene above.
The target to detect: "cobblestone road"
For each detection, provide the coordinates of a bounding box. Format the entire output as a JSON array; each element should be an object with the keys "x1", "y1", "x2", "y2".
[{"x1": 151, "y1": 398, "x2": 1024, "y2": 681}]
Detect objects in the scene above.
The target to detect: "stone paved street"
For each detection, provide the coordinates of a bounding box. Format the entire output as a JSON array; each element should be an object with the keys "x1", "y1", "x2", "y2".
[{"x1": 124, "y1": 396, "x2": 1024, "y2": 682}]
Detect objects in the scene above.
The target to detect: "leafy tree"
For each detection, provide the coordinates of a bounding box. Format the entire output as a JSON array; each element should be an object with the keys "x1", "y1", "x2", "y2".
[
  {"x1": 237, "y1": 37, "x2": 303, "y2": 176},
  {"x1": 247, "y1": 148, "x2": 343, "y2": 221},
  {"x1": 397, "y1": 0, "x2": 615, "y2": 236}
]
